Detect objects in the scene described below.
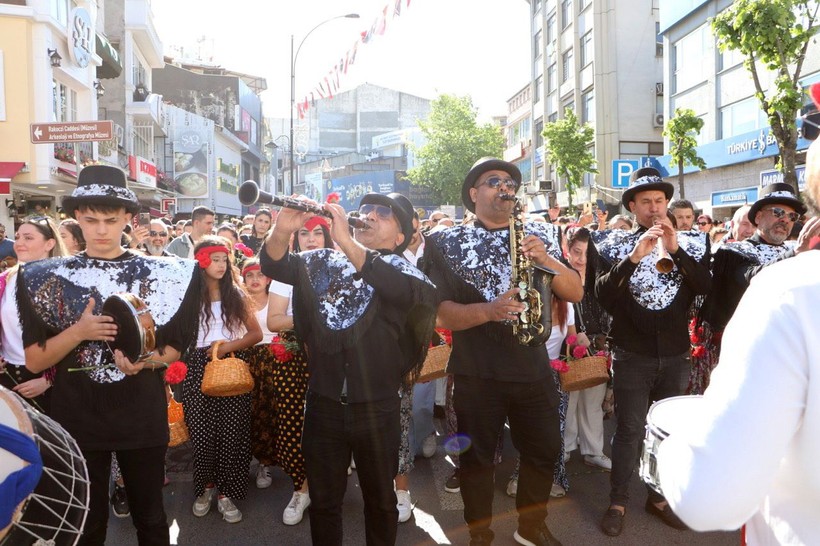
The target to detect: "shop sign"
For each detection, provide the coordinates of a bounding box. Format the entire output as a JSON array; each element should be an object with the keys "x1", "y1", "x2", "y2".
[
  {"x1": 69, "y1": 7, "x2": 93, "y2": 68},
  {"x1": 711, "y1": 186, "x2": 758, "y2": 208},
  {"x1": 129, "y1": 155, "x2": 157, "y2": 188}
]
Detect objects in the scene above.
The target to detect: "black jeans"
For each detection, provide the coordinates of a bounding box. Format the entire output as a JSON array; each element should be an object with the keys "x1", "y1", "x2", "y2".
[
  {"x1": 453, "y1": 374, "x2": 561, "y2": 539},
  {"x1": 302, "y1": 391, "x2": 400, "y2": 546},
  {"x1": 80, "y1": 445, "x2": 169, "y2": 546},
  {"x1": 609, "y1": 348, "x2": 690, "y2": 507}
]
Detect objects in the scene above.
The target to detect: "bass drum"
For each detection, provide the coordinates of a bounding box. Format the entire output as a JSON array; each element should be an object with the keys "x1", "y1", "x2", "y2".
[{"x1": 0, "y1": 387, "x2": 89, "y2": 545}]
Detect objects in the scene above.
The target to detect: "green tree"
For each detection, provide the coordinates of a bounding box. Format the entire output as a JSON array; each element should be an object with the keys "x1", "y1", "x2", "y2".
[
  {"x1": 663, "y1": 108, "x2": 707, "y2": 200},
  {"x1": 407, "y1": 94, "x2": 504, "y2": 204},
  {"x1": 541, "y1": 109, "x2": 597, "y2": 210},
  {"x1": 712, "y1": 0, "x2": 820, "y2": 194}
]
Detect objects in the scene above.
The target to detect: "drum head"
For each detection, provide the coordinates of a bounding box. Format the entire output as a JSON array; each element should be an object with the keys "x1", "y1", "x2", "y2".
[
  {"x1": 647, "y1": 395, "x2": 703, "y2": 438},
  {"x1": 102, "y1": 294, "x2": 143, "y2": 363}
]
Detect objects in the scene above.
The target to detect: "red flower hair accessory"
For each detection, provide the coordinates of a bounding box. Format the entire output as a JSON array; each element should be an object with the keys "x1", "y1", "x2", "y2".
[
  {"x1": 303, "y1": 216, "x2": 330, "y2": 231},
  {"x1": 326, "y1": 192, "x2": 341, "y2": 204},
  {"x1": 195, "y1": 245, "x2": 230, "y2": 268},
  {"x1": 242, "y1": 263, "x2": 261, "y2": 277}
]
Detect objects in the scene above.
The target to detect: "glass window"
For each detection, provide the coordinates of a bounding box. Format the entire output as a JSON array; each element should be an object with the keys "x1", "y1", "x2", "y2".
[
  {"x1": 535, "y1": 118, "x2": 544, "y2": 148},
  {"x1": 547, "y1": 62, "x2": 557, "y2": 92},
  {"x1": 718, "y1": 45, "x2": 744, "y2": 71},
  {"x1": 582, "y1": 90, "x2": 595, "y2": 123},
  {"x1": 580, "y1": 0, "x2": 592, "y2": 10},
  {"x1": 535, "y1": 75, "x2": 543, "y2": 104},
  {"x1": 720, "y1": 97, "x2": 766, "y2": 139},
  {"x1": 562, "y1": 48, "x2": 573, "y2": 83},
  {"x1": 534, "y1": 30, "x2": 543, "y2": 59},
  {"x1": 50, "y1": 0, "x2": 69, "y2": 27},
  {"x1": 547, "y1": 13, "x2": 557, "y2": 43},
  {"x1": 547, "y1": 93, "x2": 557, "y2": 117},
  {"x1": 561, "y1": 0, "x2": 573, "y2": 29},
  {"x1": 580, "y1": 31, "x2": 593, "y2": 67},
  {"x1": 563, "y1": 100, "x2": 575, "y2": 114},
  {"x1": 656, "y1": 22, "x2": 664, "y2": 57},
  {"x1": 548, "y1": 112, "x2": 558, "y2": 123},
  {"x1": 132, "y1": 52, "x2": 147, "y2": 88},
  {"x1": 673, "y1": 24, "x2": 709, "y2": 93}
]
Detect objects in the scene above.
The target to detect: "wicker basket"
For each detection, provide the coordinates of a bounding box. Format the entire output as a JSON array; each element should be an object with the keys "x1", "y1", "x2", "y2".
[
  {"x1": 417, "y1": 332, "x2": 451, "y2": 383},
  {"x1": 558, "y1": 352, "x2": 609, "y2": 392},
  {"x1": 167, "y1": 397, "x2": 189, "y2": 447},
  {"x1": 200, "y1": 341, "x2": 254, "y2": 397}
]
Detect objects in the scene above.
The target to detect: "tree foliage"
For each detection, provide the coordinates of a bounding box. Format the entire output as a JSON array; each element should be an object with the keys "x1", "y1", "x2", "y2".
[
  {"x1": 712, "y1": 0, "x2": 820, "y2": 193},
  {"x1": 663, "y1": 108, "x2": 707, "y2": 200},
  {"x1": 406, "y1": 94, "x2": 504, "y2": 205},
  {"x1": 541, "y1": 109, "x2": 597, "y2": 210}
]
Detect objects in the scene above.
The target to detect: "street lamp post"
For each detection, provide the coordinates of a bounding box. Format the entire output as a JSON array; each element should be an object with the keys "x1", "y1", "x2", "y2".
[{"x1": 290, "y1": 13, "x2": 359, "y2": 194}]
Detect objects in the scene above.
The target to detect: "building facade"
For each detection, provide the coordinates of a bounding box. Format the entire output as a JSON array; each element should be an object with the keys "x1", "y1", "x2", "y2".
[{"x1": 658, "y1": 0, "x2": 820, "y2": 221}]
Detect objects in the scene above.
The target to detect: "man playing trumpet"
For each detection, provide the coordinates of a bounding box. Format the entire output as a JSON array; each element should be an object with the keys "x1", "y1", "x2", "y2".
[{"x1": 591, "y1": 167, "x2": 711, "y2": 536}]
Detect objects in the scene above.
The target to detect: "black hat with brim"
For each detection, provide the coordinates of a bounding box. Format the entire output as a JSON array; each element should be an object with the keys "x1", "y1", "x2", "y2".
[
  {"x1": 461, "y1": 157, "x2": 522, "y2": 213},
  {"x1": 621, "y1": 167, "x2": 674, "y2": 208},
  {"x1": 748, "y1": 183, "x2": 807, "y2": 226},
  {"x1": 62, "y1": 165, "x2": 140, "y2": 216},
  {"x1": 359, "y1": 192, "x2": 414, "y2": 254}
]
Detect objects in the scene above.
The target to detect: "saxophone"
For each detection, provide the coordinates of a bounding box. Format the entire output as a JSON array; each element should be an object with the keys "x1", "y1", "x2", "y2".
[{"x1": 507, "y1": 196, "x2": 554, "y2": 346}]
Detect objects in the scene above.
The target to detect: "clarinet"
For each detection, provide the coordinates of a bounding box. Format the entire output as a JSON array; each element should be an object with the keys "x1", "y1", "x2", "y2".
[{"x1": 238, "y1": 180, "x2": 369, "y2": 230}]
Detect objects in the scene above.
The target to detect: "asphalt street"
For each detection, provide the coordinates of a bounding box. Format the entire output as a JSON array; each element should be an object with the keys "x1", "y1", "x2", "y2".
[{"x1": 108, "y1": 417, "x2": 740, "y2": 545}]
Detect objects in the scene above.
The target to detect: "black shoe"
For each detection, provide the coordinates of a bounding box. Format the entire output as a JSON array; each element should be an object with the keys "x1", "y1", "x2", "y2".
[
  {"x1": 469, "y1": 529, "x2": 494, "y2": 545},
  {"x1": 645, "y1": 500, "x2": 688, "y2": 530},
  {"x1": 600, "y1": 508, "x2": 624, "y2": 536},
  {"x1": 444, "y1": 469, "x2": 460, "y2": 493},
  {"x1": 111, "y1": 485, "x2": 130, "y2": 518},
  {"x1": 514, "y1": 522, "x2": 563, "y2": 546}
]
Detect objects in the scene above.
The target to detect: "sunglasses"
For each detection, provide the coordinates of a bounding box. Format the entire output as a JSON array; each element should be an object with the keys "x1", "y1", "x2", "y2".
[
  {"x1": 149, "y1": 230, "x2": 168, "y2": 237},
  {"x1": 478, "y1": 176, "x2": 519, "y2": 191},
  {"x1": 26, "y1": 215, "x2": 55, "y2": 237},
  {"x1": 764, "y1": 207, "x2": 800, "y2": 222},
  {"x1": 697, "y1": 221, "x2": 712, "y2": 226},
  {"x1": 801, "y1": 111, "x2": 820, "y2": 141},
  {"x1": 358, "y1": 204, "x2": 394, "y2": 220}
]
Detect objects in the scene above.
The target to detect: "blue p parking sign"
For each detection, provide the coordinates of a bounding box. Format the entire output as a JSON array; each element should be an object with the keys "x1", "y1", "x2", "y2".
[{"x1": 612, "y1": 160, "x2": 639, "y2": 188}]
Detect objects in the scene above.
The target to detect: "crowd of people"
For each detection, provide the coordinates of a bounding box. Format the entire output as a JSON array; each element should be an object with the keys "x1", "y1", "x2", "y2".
[{"x1": 0, "y1": 140, "x2": 818, "y2": 546}]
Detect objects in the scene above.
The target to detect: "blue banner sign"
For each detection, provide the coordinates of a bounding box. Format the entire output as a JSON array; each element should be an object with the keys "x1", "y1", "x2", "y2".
[{"x1": 711, "y1": 186, "x2": 758, "y2": 208}]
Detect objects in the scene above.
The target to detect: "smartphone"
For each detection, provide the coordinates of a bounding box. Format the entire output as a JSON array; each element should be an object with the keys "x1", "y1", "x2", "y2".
[
  {"x1": 582, "y1": 202, "x2": 592, "y2": 215},
  {"x1": 596, "y1": 198, "x2": 606, "y2": 212},
  {"x1": 133, "y1": 212, "x2": 150, "y2": 229}
]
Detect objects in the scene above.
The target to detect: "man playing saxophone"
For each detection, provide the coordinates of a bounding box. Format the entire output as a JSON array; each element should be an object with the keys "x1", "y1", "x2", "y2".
[{"x1": 426, "y1": 157, "x2": 582, "y2": 546}]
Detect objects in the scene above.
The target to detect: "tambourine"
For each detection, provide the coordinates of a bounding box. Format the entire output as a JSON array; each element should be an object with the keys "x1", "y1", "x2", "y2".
[{"x1": 102, "y1": 293, "x2": 156, "y2": 363}]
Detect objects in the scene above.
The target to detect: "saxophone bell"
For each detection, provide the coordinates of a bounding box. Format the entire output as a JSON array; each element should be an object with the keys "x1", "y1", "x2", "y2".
[{"x1": 655, "y1": 238, "x2": 674, "y2": 273}]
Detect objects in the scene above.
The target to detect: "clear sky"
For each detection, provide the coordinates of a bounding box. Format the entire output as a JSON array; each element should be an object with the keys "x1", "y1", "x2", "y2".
[{"x1": 151, "y1": 0, "x2": 532, "y2": 121}]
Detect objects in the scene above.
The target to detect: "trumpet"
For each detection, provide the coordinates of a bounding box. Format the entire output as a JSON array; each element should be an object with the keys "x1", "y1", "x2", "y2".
[
  {"x1": 655, "y1": 238, "x2": 674, "y2": 273},
  {"x1": 238, "y1": 180, "x2": 369, "y2": 230}
]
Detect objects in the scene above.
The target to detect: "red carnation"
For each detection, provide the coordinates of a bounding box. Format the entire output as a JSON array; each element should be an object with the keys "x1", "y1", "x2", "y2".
[
  {"x1": 326, "y1": 192, "x2": 341, "y2": 204},
  {"x1": 550, "y1": 359, "x2": 569, "y2": 373},
  {"x1": 165, "y1": 361, "x2": 188, "y2": 385},
  {"x1": 692, "y1": 345, "x2": 707, "y2": 358},
  {"x1": 572, "y1": 345, "x2": 588, "y2": 359},
  {"x1": 270, "y1": 341, "x2": 293, "y2": 363},
  {"x1": 690, "y1": 332, "x2": 700, "y2": 344},
  {"x1": 234, "y1": 243, "x2": 253, "y2": 257},
  {"x1": 565, "y1": 334, "x2": 578, "y2": 346}
]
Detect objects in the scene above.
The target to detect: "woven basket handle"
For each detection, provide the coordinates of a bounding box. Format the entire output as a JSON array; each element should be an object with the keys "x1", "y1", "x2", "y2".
[{"x1": 211, "y1": 340, "x2": 223, "y2": 361}]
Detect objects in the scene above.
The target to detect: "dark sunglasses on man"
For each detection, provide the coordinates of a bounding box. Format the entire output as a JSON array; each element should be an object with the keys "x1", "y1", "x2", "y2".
[
  {"x1": 358, "y1": 204, "x2": 394, "y2": 220},
  {"x1": 764, "y1": 206, "x2": 801, "y2": 222},
  {"x1": 478, "y1": 176, "x2": 519, "y2": 191},
  {"x1": 149, "y1": 230, "x2": 168, "y2": 237}
]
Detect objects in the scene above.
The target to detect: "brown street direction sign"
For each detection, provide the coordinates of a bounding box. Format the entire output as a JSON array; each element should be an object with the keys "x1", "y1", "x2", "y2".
[{"x1": 30, "y1": 121, "x2": 114, "y2": 143}]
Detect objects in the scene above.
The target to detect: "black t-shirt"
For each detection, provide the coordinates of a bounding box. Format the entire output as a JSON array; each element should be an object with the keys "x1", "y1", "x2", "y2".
[
  {"x1": 240, "y1": 234, "x2": 265, "y2": 256},
  {"x1": 18, "y1": 251, "x2": 200, "y2": 450}
]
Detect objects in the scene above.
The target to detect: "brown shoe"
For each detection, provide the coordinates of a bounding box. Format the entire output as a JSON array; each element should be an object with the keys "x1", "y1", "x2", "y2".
[
  {"x1": 645, "y1": 500, "x2": 688, "y2": 530},
  {"x1": 600, "y1": 508, "x2": 624, "y2": 536}
]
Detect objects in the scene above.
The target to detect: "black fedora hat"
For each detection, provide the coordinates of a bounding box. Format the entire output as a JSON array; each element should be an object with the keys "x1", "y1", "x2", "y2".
[
  {"x1": 62, "y1": 165, "x2": 140, "y2": 216},
  {"x1": 359, "y1": 192, "x2": 414, "y2": 254},
  {"x1": 461, "y1": 157, "x2": 521, "y2": 213},
  {"x1": 621, "y1": 167, "x2": 674, "y2": 208},
  {"x1": 748, "y1": 183, "x2": 807, "y2": 226}
]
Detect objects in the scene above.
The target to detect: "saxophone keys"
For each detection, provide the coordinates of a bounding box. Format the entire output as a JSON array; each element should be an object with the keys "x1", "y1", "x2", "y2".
[{"x1": 518, "y1": 281, "x2": 529, "y2": 291}]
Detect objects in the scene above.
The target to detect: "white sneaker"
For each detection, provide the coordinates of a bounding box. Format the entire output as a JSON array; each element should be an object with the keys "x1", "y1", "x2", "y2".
[
  {"x1": 421, "y1": 434, "x2": 437, "y2": 458},
  {"x1": 192, "y1": 487, "x2": 214, "y2": 517},
  {"x1": 550, "y1": 483, "x2": 566, "y2": 498},
  {"x1": 584, "y1": 454, "x2": 612, "y2": 471},
  {"x1": 283, "y1": 491, "x2": 311, "y2": 525},
  {"x1": 396, "y1": 489, "x2": 413, "y2": 523},
  {"x1": 506, "y1": 478, "x2": 518, "y2": 498},
  {"x1": 217, "y1": 496, "x2": 242, "y2": 523},
  {"x1": 256, "y1": 464, "x2": 272, "y2": 488}
]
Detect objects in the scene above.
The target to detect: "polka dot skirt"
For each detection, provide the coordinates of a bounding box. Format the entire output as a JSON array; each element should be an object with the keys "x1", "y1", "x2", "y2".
[
  {"x1": 271, "y1": 346, "x2": 309, "y2": 491},
  {"x1": 182, "y1": 347, "x2": 252, "y2": 500}
]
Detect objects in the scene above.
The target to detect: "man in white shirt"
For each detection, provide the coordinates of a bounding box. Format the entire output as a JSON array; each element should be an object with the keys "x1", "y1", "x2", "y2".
[{"x1": 657, "y1": 136, "x2": 820, "y2": 545}]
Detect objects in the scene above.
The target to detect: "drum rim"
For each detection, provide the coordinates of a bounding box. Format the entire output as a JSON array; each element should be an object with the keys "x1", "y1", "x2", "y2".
[
  {"x1": 646, "y1": 394, "x2": 704, "y2": 437},
  {"x1": 103, "y1": 293, "x2": 155, "y2": 362}
]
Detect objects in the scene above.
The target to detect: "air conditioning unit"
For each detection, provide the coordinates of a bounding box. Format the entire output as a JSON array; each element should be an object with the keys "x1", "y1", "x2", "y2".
[
  {"x1": 653, "y1": 113, "x2": 665, "y2": 128},
  {"x1": 539, "y1": 179, "x2": 554, "y2": 192}
]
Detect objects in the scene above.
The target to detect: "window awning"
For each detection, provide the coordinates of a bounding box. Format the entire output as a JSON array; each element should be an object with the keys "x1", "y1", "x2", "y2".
[
  {"x1": 0, "y1": 162, "x2": 25, "y2": 182},
  {"x1": 96, "y1": 33, "x2": 122, "y2": 79}
]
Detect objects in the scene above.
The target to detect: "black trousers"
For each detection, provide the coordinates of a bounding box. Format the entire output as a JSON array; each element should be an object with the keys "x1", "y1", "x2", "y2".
[
  {"x1": 454, "y1": 374, "x2": 561, "y2": 540},
  {"x1": 80, "y1": 445, "x2": 169, "y2": 546},
  {"x1": 302, "y1": 391, "x2": 400, "y2": 546}
]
